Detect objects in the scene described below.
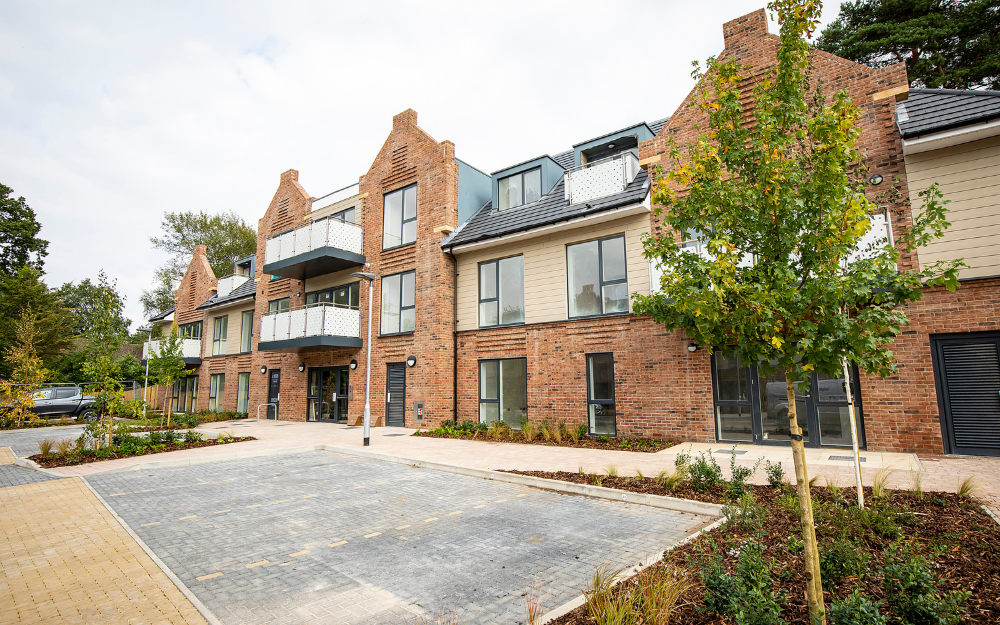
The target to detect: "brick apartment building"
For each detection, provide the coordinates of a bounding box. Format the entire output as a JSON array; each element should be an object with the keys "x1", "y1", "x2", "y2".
[{"x1": 143, "y1": 8, "x2": 1000, "y2": 457}]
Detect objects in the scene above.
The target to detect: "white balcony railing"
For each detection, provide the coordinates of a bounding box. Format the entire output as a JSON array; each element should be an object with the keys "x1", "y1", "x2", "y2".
[
  {"x1": 216, "y1": 274, "x2": 249, "y2": 298},
  {"x1": 259, "y1": 303, "x2": 361, "y2": 343},
  {"x1": 264, "y1": 218, "x2": 363, "y2": 266},
  {"x1": 564, "y1": 152, "x2": 641, "y2": 205},
  {"x1": 143, "y1": 338, "x2": 202, "y2": 360}
]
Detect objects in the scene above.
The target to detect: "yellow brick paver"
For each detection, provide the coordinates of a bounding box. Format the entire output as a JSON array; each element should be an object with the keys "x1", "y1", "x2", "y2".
[
  {"x1": 0, "y1": 477, "x2": 208, "y2": 624},
  {"x1": 0, "y1": 447, "x2": 15, "y2": 465}
]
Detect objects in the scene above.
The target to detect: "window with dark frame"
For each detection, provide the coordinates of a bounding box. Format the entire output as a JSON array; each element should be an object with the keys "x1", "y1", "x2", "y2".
[
  {"x1": 380, "y1": 270, "x2": 415, "y2": 335},
  {"x1": 268, "y1": 298, "x2": 290, "y2": 314},
  {"x1": 240, "y1": 310, "x2": 253, "y2": 353},
  {"x1": 212, "y1": 315, "x2": 228, "y2": 356},
  {"x1": 178, "y1": 321, "x2": 202, "y2": 339},
  {"x1": 586, "y1": 353, "x2": 616, "y2": 436},
  {"x1": 306, "y1": 282, "x2": 360, "y2": 309},
  {"x1": 332, "y1": 207, "x2": 356, "y2": 224},
  {"x1": 478, "y1": 256, "x2": 524, "y2": 327},
  {"x1": 479, "y1": 358, "x2": 527, "y2": 429},
  {"x1": 498, "y1": 168, "x2": 541, "y2": 211},
  {"x1": 567, "y1": 235, "x2": 628, "y2": 318},
  {"x1": 382, "y1": 185, "x2": 417, "y2": 249},
  {"x1": 172, "y1": 375, "x2": 198, "y2": 413},
  {"x1": 236, "y1": 372, "x2": 250, "y2": 414},
  {"x1": 208, "y1": 373, "x2": 225, "y2": 412}
]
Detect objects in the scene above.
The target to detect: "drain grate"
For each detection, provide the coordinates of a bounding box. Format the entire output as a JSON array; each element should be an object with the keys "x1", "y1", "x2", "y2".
[
  {"x1": 715, "y1": 449, "x2": 747, "y2": 455},
  {"x1": 828, "y1": 455, "x2": 866, "y2": 462}
]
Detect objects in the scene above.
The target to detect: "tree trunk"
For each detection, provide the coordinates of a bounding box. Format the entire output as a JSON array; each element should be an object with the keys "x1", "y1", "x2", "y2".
[{"x1": 786, "y1": 369, "x2": 826, "y2": 624}]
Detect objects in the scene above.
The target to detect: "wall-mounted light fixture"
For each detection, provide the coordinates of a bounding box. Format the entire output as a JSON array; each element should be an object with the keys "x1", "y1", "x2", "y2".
[
  {"x1": 406, "y1": 355, "x2": 416, "y2": 367},
  {"x1": 298, "y1": 362, "x2": 305, "y2": 372},
  {"x1": 260, "y1": 365, "x2": 268, "y2": 374},
  {"x1": 869, "y1": 173, "x2": 884, "y2": 186},
  {"x1": 349, "y1": 359, "x2": 358, "y2": 370},
  {"x1": 687, "y1": 343, "x2": 699, "y2": 353},
  {"x1": 296, "y1": 292, "x2": 301, "y2": 297}
]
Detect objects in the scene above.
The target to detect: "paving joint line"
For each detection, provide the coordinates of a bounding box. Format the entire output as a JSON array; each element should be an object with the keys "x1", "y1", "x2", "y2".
[{"x1": 80, "y1": 476, "x2": 224, "y2": 625}]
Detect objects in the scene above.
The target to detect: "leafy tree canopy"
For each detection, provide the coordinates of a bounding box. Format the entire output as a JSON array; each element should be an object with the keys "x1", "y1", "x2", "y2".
[
  {"x1": 816, "y1": 0, "x2": 1000, "y2": 90},
  {"x1": 141, "y1": 210, "x2": 256, "y2": 319},
  {"x1": 0, "y1": 183, "x2": 48, "y2": 277},
  {"x1": 0, "y1": 266, "x2": 72, "y2": 379},
  {"x1": 56, "y1": 278, "x2": 131, "y2": 337}
]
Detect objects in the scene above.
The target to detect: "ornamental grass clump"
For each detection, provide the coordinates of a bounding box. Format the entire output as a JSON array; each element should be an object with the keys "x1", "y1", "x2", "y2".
[{"x1": 37, "y1": 438, "x2": 54, "y2": 458}]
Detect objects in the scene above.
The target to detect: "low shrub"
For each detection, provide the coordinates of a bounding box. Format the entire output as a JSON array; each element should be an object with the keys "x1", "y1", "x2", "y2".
[
  {"x1": 575, "y1": 423, "x2": 589, "y2": 441},
  {"x1": 722, "y1": 491, "x2": 767, "y2": 533},
  {"x1": 689, "y1": 451, "x2": 723, "y2": 493},
  {"x1": 702, "y1": 539, "x2": 786, "y2": 625},
  {"x1": 819, "y1": 537, "x2": 869, "y2": 591},
  {"x1": 764, "y1": 460, "x2": 785, "y2": 488},
  {"x1": 828, "y1": 589, "x2": 887, "y2": 625},
  {"x1": 727, "y1": 450, "x2": 763, "y2": 499},
  {"x1": 881, "y1": 544, "x2": 969, "y2": 625},
  {"x1": 183, "y1": 430, "x2": 203, "y2": 443}
]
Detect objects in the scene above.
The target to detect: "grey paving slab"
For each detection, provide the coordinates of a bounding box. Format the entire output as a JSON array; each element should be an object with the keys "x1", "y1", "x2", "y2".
[
  {"x1": 0, "y1": 426, "x2": 86, "y2": 457},
  {"x1": 0, "y1": 463, "x2": 60, "y2": 488},
  {"x1": 86, "y1": 450, "x2": 711, "y2": 625}
]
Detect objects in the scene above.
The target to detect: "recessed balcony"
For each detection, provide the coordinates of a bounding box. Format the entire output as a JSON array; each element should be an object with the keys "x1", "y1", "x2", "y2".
[
  {"x1": 142, "y1": 338, "x2": 203, "y2": 365},
  {"x1": 564, "y1": 152, "x2": 641, "y2": 205},
  {"x1": 216, "y1": 274, "x2": 249, "y2": 298},
  {"x1": 257, "y1": 303, "x2": 363, "y2": 352},
  {"x1": 263, "y1": 218, "x2": 365, "y2": 281}
]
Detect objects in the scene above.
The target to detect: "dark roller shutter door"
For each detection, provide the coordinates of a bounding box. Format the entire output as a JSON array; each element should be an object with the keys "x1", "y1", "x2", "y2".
[
  {"x1": 386, "y1": 363, "x2": 406, "y2": 427},
  {"x1": 934, "y1": 334, "x2": 1000, "y2": 456}
]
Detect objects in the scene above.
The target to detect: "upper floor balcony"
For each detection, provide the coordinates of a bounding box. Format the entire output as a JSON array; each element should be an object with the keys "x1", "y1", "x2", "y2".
[
  {"x1": 142, "y1": 338, "x2": 203, "y2": 365},
  {"x1": 257, "y1": 303, "x2": 363, "y2": 352},
  {"x1": 564, "y1": 152, "x2": 641, "y2": 206},
  {"x1": 216, "y1": 273, "x2": 249, "y2": 298},
  {"x1": 262, "y1": 218, "x2": 365, "y2": 281}
]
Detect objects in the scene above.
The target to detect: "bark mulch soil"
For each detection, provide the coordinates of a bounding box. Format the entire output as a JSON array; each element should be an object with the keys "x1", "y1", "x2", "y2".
[
  {"x1": 29, "y1": 436, "x2": 256, "y2": 468},
  {"x1": 413, "y1": 432, "x2": 677, "y2": 453},
  {"x1": 504, "y1": 471, "x2": 1000, "y2": 625}
]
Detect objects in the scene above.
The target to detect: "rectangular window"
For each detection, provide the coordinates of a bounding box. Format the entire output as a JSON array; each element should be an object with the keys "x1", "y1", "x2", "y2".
[
  {"x1": 382, "y1": 184, "x2": 417, "y2": 249},
  {"x1": 212, "y1": 316, "x2": 228, "y2": 356},
  {"x1": 306, "y1": 282, "x2": 360, "y2": 309},
  {"x1": 498, "y1": 168, "x2": 541, "y2": 211},
  {"x1": 236, "y1": 372, "x2": 250, "y2": 414},
  {"x1": 240, "y1": 310, "x2": 253, "y2": 352},
  {"x1": 332, "y1": 207, "x2": 356, "y2": 224},
  {"x1": 479, "y1": 358, "x2": 527, "y2": 429},
  {"x1": 380, "y1": 270, "x2": 415, "y2": 335},
  {"x1": 567, "y1": 235, "x2": 628, "y2": 318},
  {"x1": 208, "y1": 373, "x2": 225, "y2": 412},
  {"x1": 172, "y1": 375, "x2": 198, "y2": 413},
  {"x1": 587, "y1": 353, "x2": 616, "y2": 436},
  {"x1": 479, "y1": 256, "x2": 524, "y2": 327},
  {"x1": 178, "y1": 321, "x2": 202, "y2": 339},
  {"x1": 268, "y1": 298, "x2": 289, "y2": 314}
]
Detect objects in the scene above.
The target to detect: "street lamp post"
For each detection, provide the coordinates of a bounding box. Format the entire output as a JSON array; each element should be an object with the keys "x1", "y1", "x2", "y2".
[
  {"x1": 142, "y1": 326, "x2": 152, "y2": 419},
  {"x1": 351, "y1": 271, "x2": 377, "y2": 446}
]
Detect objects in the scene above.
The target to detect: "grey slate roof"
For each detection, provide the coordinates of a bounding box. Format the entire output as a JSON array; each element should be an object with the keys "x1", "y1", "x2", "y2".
[
  {"x1": 649, "y1": 117, "x2": 669, "y2": 135},
  {"x1": 196, "y1": 276, "x2": 257, "y2": 310},
  {"x1": 551, "y1": 150, "x2": 575, "y2": 170},
  {"x1": 444, "y1": 168, "x2": 650, "y2": 248},
  {"x1": 897, "y1": 88, "x2": 1000, "y2": 139},
  {"x1": 148, "y1": 307, "x2": 174, "y2": 322}
]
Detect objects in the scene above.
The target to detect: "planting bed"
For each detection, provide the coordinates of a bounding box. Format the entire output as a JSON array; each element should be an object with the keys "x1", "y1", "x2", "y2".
[
  {"x1": 29, "y1": 436, "x2": 256, "y2": 468},
  {"x1": 521, "y1": 472, "x2": 1000, "y2": 624},
  {"x1": 415, "y1": 422, "x2": 676, "y2": 453}
]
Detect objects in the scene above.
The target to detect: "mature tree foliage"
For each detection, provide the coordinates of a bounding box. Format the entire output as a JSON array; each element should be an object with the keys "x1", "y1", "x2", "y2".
[
  {"x1": 0, "y1": 267, "x2": 73, "y2": 379},
  {"x1": 0, "y1": 310, "x2": 51, "y2": 427},
  {"x1": 0, "y1": 183, "x2": 48, "y2": 277},
  {"x1": 817, "y1": 0, "x2": 1000, "y2": 90},
  {"x1": 141, "y1": 210, "x2": 256, "y2": 319},
  {"x1": 56, "y1": 278, "x2": 131, "y2": 337},
  {"x1": 633, "y1": 1, "x2": 963, "y2": 621}
]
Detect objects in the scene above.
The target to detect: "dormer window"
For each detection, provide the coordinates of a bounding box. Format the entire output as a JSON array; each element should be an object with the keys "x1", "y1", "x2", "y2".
[{"x1": 498, "y1": 168, "x2": 541, "y2": 211}]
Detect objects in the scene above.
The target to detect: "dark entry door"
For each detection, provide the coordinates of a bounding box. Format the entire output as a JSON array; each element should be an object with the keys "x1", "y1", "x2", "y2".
[
  {"x1": 267, "y1": 369, "x2": 280, "y2": 419},
  {"x1": 932, "y1": 332, "x2": 1000, "y2": 456},
  {"x1": 307, "y1": 367, "x2": 350, "y2": 423},
  {"x1": 385, "y1": 363, "x2": 406, "y2": 427}
]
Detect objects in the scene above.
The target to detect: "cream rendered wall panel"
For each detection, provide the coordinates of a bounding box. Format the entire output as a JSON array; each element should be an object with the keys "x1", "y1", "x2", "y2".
[
  {"x1": 310, "y1": 194, "x2": 360, "y2": 222},
  {"x1": 224, "y1": 304, "x2": 255, "y2": 355},
  {"x1": 454, "y1": 213, "x2": 651, "y2": 331},
  {"x1": 906, "y1": 134, "x2": 1000, "y2": 279}
]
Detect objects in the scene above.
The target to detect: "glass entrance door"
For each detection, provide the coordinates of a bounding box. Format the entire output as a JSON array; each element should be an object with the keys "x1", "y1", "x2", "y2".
[
  {"x1": 711, "y1": 352, "x2": 864, "y2": 448},
  {"x1": 307, "y1": 367, "x2": 349, "y2": 423}
]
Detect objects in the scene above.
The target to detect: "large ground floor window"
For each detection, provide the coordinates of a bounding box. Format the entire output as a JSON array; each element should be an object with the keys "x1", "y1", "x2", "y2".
[
  {"x1": 208, "y1": 373, "x2": 225, "y2": 412},
  {"x1": 479, "y1": 358, "x2": 527, "y2": 429},
  {"x1": 172, "y1": 375, "x2": 198, "y2": 414},
  {"x1": 236, "y1": 372, "x2": 250, "y2": 414},
  {"x1": 587, "y1": 353, "x2": 616, "y2": 437},
  {"x1": 711, "y1": 351, "x2": 865, "y2": 448}
]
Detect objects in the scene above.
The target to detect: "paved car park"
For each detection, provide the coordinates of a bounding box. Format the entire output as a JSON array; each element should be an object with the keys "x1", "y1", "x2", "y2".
[{"x1": 86, "y1": 450, "x2": 711, "y2": 624}]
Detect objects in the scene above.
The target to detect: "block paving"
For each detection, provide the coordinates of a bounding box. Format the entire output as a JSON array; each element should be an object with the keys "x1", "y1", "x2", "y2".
[{"x1": 87, "y1": 450, "x2": 712, "y2": 624}]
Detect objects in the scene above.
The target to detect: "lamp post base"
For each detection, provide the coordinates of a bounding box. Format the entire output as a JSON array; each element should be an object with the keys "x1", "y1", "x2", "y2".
[{"x1": 364, "y1": 437, "x2": 370, "y2": 446}]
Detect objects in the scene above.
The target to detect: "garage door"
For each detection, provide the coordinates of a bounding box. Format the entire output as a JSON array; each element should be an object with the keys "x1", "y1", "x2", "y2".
[{"x1": 932, "y1": 332, "x2": 1000, "y2": 456}]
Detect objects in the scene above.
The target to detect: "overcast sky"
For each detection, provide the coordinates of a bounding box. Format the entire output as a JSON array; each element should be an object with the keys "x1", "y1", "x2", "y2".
[{"x1": 0, "y1": 0, "x2": 842, "y2": 330}]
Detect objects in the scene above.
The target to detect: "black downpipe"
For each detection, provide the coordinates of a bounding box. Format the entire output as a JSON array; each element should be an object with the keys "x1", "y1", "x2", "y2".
[{"x1": 448, "y1": 248, "x2": 459, "y2": 424}]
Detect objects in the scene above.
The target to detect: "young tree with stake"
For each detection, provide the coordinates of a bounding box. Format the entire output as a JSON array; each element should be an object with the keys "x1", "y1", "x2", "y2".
[
  {"x1": 148, "y1": 324, "x2": 187, "y2": 427},
  {"x1": 632, "y1": 1, "x2": 964, "y2": 622}
]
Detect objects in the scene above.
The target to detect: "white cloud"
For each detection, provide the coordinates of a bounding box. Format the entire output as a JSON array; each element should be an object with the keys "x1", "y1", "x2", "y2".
[{"x1": 0, "y1": 0, "x2": 842, "y2": 329}]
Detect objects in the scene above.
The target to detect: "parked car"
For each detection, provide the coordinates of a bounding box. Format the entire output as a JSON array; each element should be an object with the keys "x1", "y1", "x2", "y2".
[{"x1": 27, "y1": 385, "x2": 98, "y2": 421}]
